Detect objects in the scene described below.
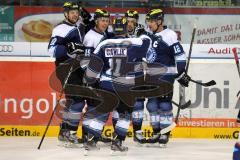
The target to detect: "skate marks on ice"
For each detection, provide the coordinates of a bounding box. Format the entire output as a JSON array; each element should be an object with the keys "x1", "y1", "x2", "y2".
[{"x1": 0, "y1": 137, "x2": 234, "y2": 160}]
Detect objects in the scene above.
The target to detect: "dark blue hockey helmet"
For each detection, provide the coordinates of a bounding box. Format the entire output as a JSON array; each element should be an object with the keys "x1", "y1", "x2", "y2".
[
  {"x1": 146, "y1": 9, "x2": 164, "y2": 21},
  {"x1": 63, "y1": 1, "x2": 79, "y2": 12},
  {"x1": 112, "y1": 16, "x2": 128, "y2": 35},
  {"x1": 94, "y1": 9, "x2": 110, "y2": 20},
  {"x1": 125, "y1": 10, "x2": 139, "y2": 20}
]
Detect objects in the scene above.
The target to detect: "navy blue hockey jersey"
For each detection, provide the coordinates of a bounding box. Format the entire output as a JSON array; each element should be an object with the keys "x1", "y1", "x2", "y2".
[
  {"x1": 146, "y1": 27, "x2": 186, "y2": 79},
  {"x1": 85, "y1": 35, "x2": 152, "y2": 85},
  {"x1": 48, "y1": 21, "x2": 85, "y2": 59}
]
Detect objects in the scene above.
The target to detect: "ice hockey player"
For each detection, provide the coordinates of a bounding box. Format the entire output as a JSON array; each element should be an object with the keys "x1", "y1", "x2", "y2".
[
  {"x1": 82, "y1": 8, "x2": 112, "y2": 144},
  {"x1": 125, "y1": 10, "x2": 145, "y2": 38},
  {"x1": 112, "y1": 9, "x2": 147, "y2": 144},
  {"x1": 83, "y1": 9, "x2": 111, "y2": 57},
  {"x1": 125, "y1": 9, "x2": 148, "y2": 144},
  {"x1": 84, "y1": 16, "x2": 153, "y2": 153},
  {"x1": 142, "y1": 9, "x2": 191, "y2": 147},
  {"x1": 48, "y1": 1, "x2": 86, "y2": 147}
]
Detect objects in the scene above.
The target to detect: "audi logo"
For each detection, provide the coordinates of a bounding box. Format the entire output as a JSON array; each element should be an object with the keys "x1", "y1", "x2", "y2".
[{"x1": 0, "y1": 45, "x2": 14, "y2": 52}]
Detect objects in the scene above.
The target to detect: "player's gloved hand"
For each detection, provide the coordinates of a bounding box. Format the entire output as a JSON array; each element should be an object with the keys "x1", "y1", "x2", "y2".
[
  {"x1": 67, "y1": 42, "x2": 85, "y2": 55},
  {"x1": 79, "y1": 7, "x2": 92, "y2": 25},
  {"x1": 135, "y1": 24, "x2": 146, "y2": 37},
  {"x1": 176, "y1": 72, "x2": 191, "y2": 87}
]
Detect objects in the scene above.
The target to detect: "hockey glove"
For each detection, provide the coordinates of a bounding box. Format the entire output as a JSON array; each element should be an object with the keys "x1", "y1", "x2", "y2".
[
  {"x1": 67, "y1": 42, "x2": 85, "y2": 55},
  {"x1": 135, "y1": 24, "x2": 146, "y2": 37},
  {"x1": 79, "y1": 7, "x2": 92, "y2": 25},
  {"x1": 176, "y1": 72, "x2": 191, "y2": 87}
]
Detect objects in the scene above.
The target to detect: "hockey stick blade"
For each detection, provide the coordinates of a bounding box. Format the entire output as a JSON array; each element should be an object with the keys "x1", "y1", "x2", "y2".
[
  {"x1": 190, "y1": 79, "x2": 216, "y2": 87},
  {"x1": 179, "y1": 100, "x2": 191, "y2": 109},
  {"x1": 160, "y1": 122, "x2": 176, "y2": 134},
  {"x1": 172, "y1": 100, "x2": 191, "y2": 109}
]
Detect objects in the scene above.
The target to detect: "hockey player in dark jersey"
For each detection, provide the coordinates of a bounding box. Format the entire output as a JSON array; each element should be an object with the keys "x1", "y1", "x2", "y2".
[
  {"x1": 48, "y1": 1, "x2": 87, "y2": 147},
  {"x1": 125, "y1": 10, "x2": 147, "y2": 144},
  {"x1": 125, "y1": 10, "x2": 145, "y2": 38},
  {"x1": 142, "y1": 9, "x2": 191, "y2": 147},
  {"x1": 84, "y1": 16, "x2": 153, "y2": 153},
  {"x1": 82, "y1": 8, "x2": 112, "y2": 144},
  {"x1": 112, "y1": 10, "x2": 147, "y2": 144}
]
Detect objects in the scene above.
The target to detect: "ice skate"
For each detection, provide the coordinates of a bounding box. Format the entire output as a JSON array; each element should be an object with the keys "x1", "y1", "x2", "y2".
[
  {"x1": 133, "y1": 130, "x2": 147, "y2": 146},
  {"x1": 158, "y1": 132, "x2": 170, "y2": 148},
  {"x1": 110, "y1": 136, "x2": 128, "y2": 155},
  {"x1": 145, "y1": 133, "x2": 160, "y2": 147},
  {"x1": 146, "y1": 133, "x2": 160, "y2": 143},
  {"x1": 57, "y1": 128, "x2": 67, "y2": 147},
  {"x1": 84, "y1": 134, "x2": 100, "y2": 156},
  {"x1": 58, "y1": 130, "x2": 84, "y2": 148}
]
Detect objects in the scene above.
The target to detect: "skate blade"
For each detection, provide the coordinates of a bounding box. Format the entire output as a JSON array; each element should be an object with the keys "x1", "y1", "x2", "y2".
[
  {"x1": 99, "y1": 141, "x2": 112, "y2": 146},
  {"x1": 145, "y1": 143, "x2": 160, "y2": 148},
  {"x1": 159, "y1": 143, "x2": 167, "y2": 148},
  {"x1": 67, "y1": 143, "x2": 84, "y2": 148},
  {"x1": 134, "y1": 142, "x2": 145, "y2": 147},
  {"x1": 110, "y1": 150, "x2": 128, "y2": 156},
  {"x1": 64, "y1": 142, "x2": 84, "y2": 148},
  {"x1": 84, "y1": 149, "x2": 88, "y2": 156},
  {"x1": 83, "y1": 147, "x2": 100, "y2": 156},
  {"x1": 57, "y1": 141, "x2": 66, "y2": 147}
]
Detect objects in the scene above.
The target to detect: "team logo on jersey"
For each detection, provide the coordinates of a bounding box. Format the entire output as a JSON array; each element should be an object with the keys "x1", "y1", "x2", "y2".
[
  {"x1": 105, "y1": 48, "x2": 127, "y2": 57},
  {"x1": 146, "y1": 47, "x2": 157, "y2": 63}
]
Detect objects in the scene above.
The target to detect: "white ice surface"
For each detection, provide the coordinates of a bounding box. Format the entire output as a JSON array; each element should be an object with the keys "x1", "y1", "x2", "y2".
[{"x1": 0, "y1": 137, "x2": 235, "y2": 160}]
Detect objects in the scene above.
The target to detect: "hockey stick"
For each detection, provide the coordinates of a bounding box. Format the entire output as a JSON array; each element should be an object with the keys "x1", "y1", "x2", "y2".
[
  {"x1": 37, "y1": 57, "x2": 78, "y2": 150},
  {"x1": 161, "y1": 100, "x2": 192, "y2": 134},
  {"x1": 233, "y1": 48, "x2": 240, "y2": 78},
  {"x1": 232, "y1": 48, "x2": 240, "y2": 123},
  {"x1": 175, "y1": 26, "x2": 197, "y2": 123},
  {"x1": 172, "y1": 100, "x2": 191, "y2": 109},
  {"x1": 189, "y1": 78, "x2": 216, "y2": 87},
  {"x1": 232, "y1": 48, "x2": 240, "y2": 98},
  {"x1": 160, "y1": 26, "x2": 197, "y2": 135}
]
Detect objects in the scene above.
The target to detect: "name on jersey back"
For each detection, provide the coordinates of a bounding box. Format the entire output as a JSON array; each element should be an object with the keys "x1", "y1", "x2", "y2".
[{"x1": 105, "y1": 48, "x2": 127, "y2": 57}]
